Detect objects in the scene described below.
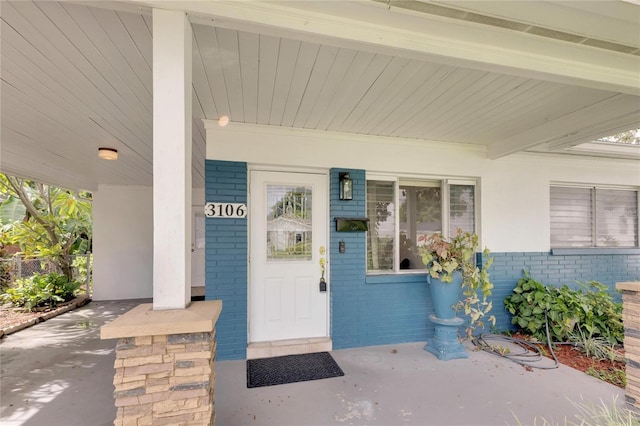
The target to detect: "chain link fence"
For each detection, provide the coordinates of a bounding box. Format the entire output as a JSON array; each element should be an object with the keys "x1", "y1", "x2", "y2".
[{"x1": 0, "y1": 254, "x2": 93, "y2": 296}]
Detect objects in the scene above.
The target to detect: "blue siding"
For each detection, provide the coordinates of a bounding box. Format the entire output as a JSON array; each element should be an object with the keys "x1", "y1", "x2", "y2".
[
  {"x1": 479, "y1": 252, "x2": 640, "y2": 332},
  {"x1": 204, "y1": 160, "x2": 247, "y2": 360},
  {"x1": 330, "y1": 169, "x2": 432, "y2": 350},
  {"x1": 204, "y1": 162, "x2": 640, "y2": 357}
]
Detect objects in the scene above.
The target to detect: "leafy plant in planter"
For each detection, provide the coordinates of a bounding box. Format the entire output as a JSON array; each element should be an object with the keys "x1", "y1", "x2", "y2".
[{"x1": 420, "y1": 229, "x2": 496, "y2": 338}]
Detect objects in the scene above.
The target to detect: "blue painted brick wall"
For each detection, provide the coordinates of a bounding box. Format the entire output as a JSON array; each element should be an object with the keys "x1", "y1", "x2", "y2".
[
  {"x1": 204, "y1": 162, "x2": 640, "y2": 356},
  {"x1": 330, "y1": 169, "x2": 431, "y2": 350},
  {"x1": 204, "y1": 160, "x2": 247, "y2": 360},
  {"x1": 478, "y1": 252, "x2": 640, "y2": 332}
]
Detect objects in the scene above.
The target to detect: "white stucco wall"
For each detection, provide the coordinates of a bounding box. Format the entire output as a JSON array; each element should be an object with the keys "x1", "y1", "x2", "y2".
[
  {"x1": 206, "y1": 122, "x2": 640, "y2": 252},
  {"x1": 92, "y1": 185, "x2": 154, "y2": 300},
  {"x1": 92, "y1": 185, "x2": 207, "y2": 300}
]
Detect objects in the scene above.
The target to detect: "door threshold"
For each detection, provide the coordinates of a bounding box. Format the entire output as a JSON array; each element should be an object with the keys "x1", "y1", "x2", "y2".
[{"x1": 247, "y1": 337, "x2": 332, "y2": 360}]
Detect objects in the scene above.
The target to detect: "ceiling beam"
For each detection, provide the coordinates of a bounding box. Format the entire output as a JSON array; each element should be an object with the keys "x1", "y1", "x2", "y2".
[
  {"x1": 124, "y1": 0, "x2": 640, "y2": 95},
  {"x1": 488, "y1": 94, "x2": 640, "y2": 159}
]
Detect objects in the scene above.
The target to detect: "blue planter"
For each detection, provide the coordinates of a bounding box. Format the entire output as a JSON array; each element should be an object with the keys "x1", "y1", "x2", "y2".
[
  {"x1": 428, "y1": 270, "x2": 463, "y2": 320},
  {"x1": 425, "y1": 270, "x2": 468, "y2": 360}
]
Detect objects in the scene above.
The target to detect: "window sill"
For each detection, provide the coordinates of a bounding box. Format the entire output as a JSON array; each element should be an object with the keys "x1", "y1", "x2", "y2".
[
  {"x1": 365, "y1": 272, "x2": 427, "y2": 285},
  {"x1": 551, "y1": 248, "x2": 640, "y2": 256}
]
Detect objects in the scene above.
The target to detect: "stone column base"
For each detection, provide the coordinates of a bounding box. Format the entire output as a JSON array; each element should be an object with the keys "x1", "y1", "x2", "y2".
[
  {"x1": 101, "y1": 301, "x2": 222, "y2": 426},
  {"x1": 617, "y1": 282, "x2": 640, "y2": 410}
]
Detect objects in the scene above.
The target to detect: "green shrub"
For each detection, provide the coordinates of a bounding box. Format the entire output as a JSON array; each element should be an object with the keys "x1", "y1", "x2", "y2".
[
  {"x1": 586, "y1": 367, "x2": 626, "y2": 388},
  {"x1": 0, "y1": 261, "x2": 11, "y2": 292},
  {"x1": 569, "y1": 327, "x2": 622, "y2": 362},
  {"x1": 504, "y1": 272, "x2": 623, "y2": 344},
  {"x1": 0, "y1": 272, "x2": 81, "y2": 311}
]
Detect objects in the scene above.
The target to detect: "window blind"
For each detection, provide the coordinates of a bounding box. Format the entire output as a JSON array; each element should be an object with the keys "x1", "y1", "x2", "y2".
[
  {"x1": 550, "y1": 186, "x2": 593, "y2": 248},
  {"x1": 595, "y1": 189, "x2": 638, "y2": 247},
  {"x1": 449, "y1": 184, "x2": 475, "y2": 235}
]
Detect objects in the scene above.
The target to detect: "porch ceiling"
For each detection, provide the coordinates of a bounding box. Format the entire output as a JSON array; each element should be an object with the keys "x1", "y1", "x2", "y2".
[{"x1": 1, "y1": 1, "x2": 639, "y2": 191}]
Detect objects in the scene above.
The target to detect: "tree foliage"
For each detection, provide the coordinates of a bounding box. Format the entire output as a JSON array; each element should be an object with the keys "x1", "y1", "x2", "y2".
[
  {"x1": 597, "y1": 129, "x2": 640, "y2": 145},
  {"x1": 0, "y1": 174, "x2": 92, "y2": 281}
]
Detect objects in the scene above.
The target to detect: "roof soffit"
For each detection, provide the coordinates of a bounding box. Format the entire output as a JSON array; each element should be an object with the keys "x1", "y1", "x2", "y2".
[{"x1": 121, "y1": 0, "x2": 640, "y2": 96}]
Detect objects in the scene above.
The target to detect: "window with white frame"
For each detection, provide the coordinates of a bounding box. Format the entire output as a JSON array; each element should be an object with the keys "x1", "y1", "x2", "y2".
[
  {"x1": 550, "y1": 185, "x2": 639, "y2": 248},
  {"x1": 366, "y1": 177, "x2": 476, "y2": 273}
]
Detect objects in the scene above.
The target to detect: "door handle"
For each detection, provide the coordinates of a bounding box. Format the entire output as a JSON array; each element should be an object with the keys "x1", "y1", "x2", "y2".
[{"x1": 319, "y1": 257, "x2": 327, "y2": 292}]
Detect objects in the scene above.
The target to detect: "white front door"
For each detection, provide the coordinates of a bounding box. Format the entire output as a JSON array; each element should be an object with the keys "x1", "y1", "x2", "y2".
[{"x1": 249, "y1": 171, "x2": 328, "y2": 342}]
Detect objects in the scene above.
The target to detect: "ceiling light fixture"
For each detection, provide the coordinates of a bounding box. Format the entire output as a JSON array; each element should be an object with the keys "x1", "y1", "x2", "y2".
[
  {"x1": 98, "y1": 147, "x2": 118, "y2": 160},
  {"x1": 218, "y1": 115, "x2": 230, "y2": 127}
]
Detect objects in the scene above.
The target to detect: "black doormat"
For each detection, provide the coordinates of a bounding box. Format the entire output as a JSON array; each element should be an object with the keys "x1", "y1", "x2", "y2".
[{"x1": 246, "y1": 352, "x2": 344, "y2": 388}]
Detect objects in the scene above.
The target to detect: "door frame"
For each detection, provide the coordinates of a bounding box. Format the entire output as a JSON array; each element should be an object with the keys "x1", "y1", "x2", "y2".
[{"x1": 247, "y1": 165, "x2": 331, "y2": 343}]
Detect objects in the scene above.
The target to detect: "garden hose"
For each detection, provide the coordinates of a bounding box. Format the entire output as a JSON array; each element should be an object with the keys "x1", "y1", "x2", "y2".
[{"x1": 472, "y1": 312, "x2": 559, "y2": 370}]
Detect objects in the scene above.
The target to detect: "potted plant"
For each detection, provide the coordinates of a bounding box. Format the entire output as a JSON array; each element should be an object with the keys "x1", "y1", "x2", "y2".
[{"x1": 420, "y1": 229, "x2": 496, "y2": 340}]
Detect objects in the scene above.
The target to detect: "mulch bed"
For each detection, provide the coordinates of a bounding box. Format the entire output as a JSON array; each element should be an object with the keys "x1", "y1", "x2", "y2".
[{"x1": 512, "y1": 332, "x2": 626, "y2": 388}]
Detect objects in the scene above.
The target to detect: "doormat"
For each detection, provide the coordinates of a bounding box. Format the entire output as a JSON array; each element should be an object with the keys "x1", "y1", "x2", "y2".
[{"x1": 246, "y1": 352, "x2": 344, "y2": 388}]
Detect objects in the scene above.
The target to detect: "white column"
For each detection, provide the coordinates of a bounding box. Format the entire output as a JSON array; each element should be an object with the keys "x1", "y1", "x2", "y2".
[{"x1": 152, "y1": 9, "x2": 192, "y2": 309}]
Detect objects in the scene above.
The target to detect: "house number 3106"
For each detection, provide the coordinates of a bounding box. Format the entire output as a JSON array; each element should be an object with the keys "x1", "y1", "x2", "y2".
[{"x1": 204, "y1": 203, "x2": 247, "y2": 218}]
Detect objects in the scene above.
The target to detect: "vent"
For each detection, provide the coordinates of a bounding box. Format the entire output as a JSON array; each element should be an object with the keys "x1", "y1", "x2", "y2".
[{"x1": 375, "y1": 0, "x2": 640, "y2": 56}]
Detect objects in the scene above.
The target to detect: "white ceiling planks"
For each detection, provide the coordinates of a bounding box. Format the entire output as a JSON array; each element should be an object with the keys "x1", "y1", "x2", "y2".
[
  {"x1": 86, "y1": 5, "x2": 153, "y2": 102},
  {"x1": 8, "y1": 2, "x2": 151, "y2": 142},
  {"x1": 426, "y1": 74, "x2": 528, "y2": 140},
  {"x1": 1, "y1": 1, "x2": 164, "y2": 190},
  {"x1": 2, "y1": 26, "x2": 143, "y2": 157},
  {"x1": 350, "y1": 61, "x2": 444, "y2": 135},
  {"x1": 255, "y1": 34, "x2": 280, "y2": 126},
  {"x1": 334, "y1": 56, "x2": 412, "y2": 134},
  {"x1": 387, "y1": 68, "x2": 491, "y2": 139},
  {"x1": 237, "y1": 31, "x2": 260, "y2": 124},
  {"x1": 409, "y1": 72, "x2": 503, "y2": 139},
  {"x1": 280, "y1": 42, "x2": 320, "y2": 128},
  {"x1": 2, "y1": 53, "x2": 117, "y2": 153},
  {"x1": 215, "y1": 27, "x2": 245, "y2": 123},
  {"x1": 372, "y1": 67, "x2": 470, "y2": 137},
  {"x1": 2, "y1": 0, "x2": 638, "y2": 192},
  {"x1": 268, "y1": 38, "x2": 303, "y2": 126},
  {"x1": 117, "y1": 9, "x2": 153, "y2": 71},
  {"x1": 302, "y1": 48, "x2": 359, "y2": 129},
  {"x1": 472, "y1": 85, "x2": 613, "y2": 143},
  {"x1": 3, "y1": 2, "x2": 153, "y2": 157},
  {"x1": 323, "y1": 53, "x2": 394, "y2": 132},
  {"x1": 193, "y1": 25, "x2": 231, "y2": 122},
  {"x1": 60, "y1": 3, "x2": 152, "y2": 136},
  {"x1": 291, "y1": 44, "x2": 340, "y2": 129}
]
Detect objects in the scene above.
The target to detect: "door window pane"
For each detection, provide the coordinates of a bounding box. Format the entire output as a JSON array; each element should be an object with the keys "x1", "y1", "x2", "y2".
[{"x1": 266, "y1": 185, "x2": 312, "y2": 260}]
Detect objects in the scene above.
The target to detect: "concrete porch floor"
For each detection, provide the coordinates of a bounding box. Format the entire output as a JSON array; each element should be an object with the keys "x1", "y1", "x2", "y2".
[{"x1": 0, "y1": 300, "x2": 627, "y2": 426}]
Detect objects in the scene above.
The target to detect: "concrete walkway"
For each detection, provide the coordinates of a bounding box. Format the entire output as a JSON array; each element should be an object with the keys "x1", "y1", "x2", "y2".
[{"x1": 0, "y1": 300, "x2": 628, "y2": 426}]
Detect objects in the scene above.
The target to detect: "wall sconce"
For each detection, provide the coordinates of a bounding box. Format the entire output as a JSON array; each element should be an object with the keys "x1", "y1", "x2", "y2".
[
  {"x1": 98, "y1": 147, "x2": 118, "y2": 160},
  {"x1": 339, "y1": 172, "x2": 353, "y2": 201}
]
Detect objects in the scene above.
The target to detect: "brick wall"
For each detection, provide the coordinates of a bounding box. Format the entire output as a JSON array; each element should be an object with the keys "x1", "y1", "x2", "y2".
[
  {"x1": 330, "y1": 169, "x2": 432, "y2": 349},
  {"x1": 204, "y1": 163, "x2": 640, "y2": 355},
  {"x1": 479, "y1": 252, "x2": 640, "y2": 332},
  {"x1": 204, "y1": 160, "x2": 247, "y2": 360}
]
